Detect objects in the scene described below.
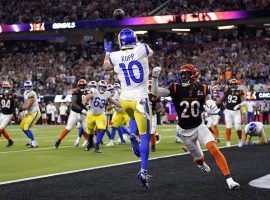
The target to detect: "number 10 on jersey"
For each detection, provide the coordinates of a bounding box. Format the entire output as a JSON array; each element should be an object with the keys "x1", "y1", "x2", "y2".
[{"x1": 119, "y1": 61, "x2": 144, "y2": 86}]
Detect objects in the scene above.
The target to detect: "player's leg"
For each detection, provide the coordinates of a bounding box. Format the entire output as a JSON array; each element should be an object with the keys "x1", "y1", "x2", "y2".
[
  {"x1": 85, "y1": 113, "x2": 96, "y2": 151},
  {"x1": 258, "y1": 128, "x2": 268, "y2": 144},
  {"x1": 94, "y1": 113, "x2": 107, "y2": 153},
  {"x1": 24, "y1": 112, "x2": 41, "y2": 148},
  {"x1": 224, "y1": 110, "x2": 233, "y2": 147},
  {"x1": 55, "y1": 111, "x2": 78, "y2": 148},
  {"x1": 198, "y1": 123, "x2": 240, "y2": 190},
  {"x1": 0, "y1": 114, "x2": 14, "y2": 147},
  {"x1": 134, "y1": 98, "x2": 151, "y2": 189},
  {"x1": 150, "y1": 113, "x2": 157, "y2": 152},
  {"x1": 213, "y1": 115, "x2": 220, "y2": 143},
  {"x1": 234, "y1": 110, "x2": 242, "y2": 146}
]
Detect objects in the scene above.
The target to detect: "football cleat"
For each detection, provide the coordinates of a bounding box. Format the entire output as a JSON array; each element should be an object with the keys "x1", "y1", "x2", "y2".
[
  {"x1": 238, "y1": 141, "x2": 244, "y2": 147},
  {"x1": 85, "y1": 142, "x2": 94, "y2": 151},
  {"x1": 226, "y1": 177, "x2": 240, "y2": 190},
  {"x1": 106, "y1": 140, "x2": 115, "y2": 147},
  {"x1": 137, "y1": 170, "x2": 151, "y2": 189},
  {"x1": 130, "y1": 133, "x2": 141, "y2": 157},
  {"x1": 156, "y1": 133, "x2": 161, "y2": 144},
  {"x1": 82, "y1": 140, "x2": 89, "y2": 148},
  {"x1": 74, "y1": 137, "x2": 81, "y2": 147},
  {"x1": 29, "y1": 141, "x2": 38, "y2": 148},
  {"x1": 54, "y1": 140, "x2": 61, "y2": 149},
  {"x1": 197, "y1": 162, "x2": 211, "y2": 173},
  {"x1": 94, "y1": 145, "x2": 101, "y2": 153},
  {"x1": 151, "y1": 145, "x2": 156, "y2": 152},
  {"x1": 6, "y1": 139, "x2": 14, "y2": 147}
]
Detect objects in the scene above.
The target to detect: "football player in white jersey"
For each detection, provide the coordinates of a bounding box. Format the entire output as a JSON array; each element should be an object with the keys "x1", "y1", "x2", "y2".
[
  {"x1": 83, "y1": 80, "x2": 121, "y2": 153},
  {"x1": 103, "y1": 28, "x2": 154, "y2": 189},
  {"x1": 239, "y1": 122, "x2": 269, "y2": 146},
  {"x1": 19, "y1": 81, "x2": 41, "y2": 148}
]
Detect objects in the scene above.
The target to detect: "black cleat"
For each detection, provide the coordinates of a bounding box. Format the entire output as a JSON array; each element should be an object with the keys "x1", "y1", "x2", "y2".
[
  {"x1": 26, "y1": 142, "x2": 31, "y2": 147},
  {"x1": 54, "y1": 140, "x2": 61, "y2": 149},
  {"x1": 6, "y1": 139, "x2": 14, "y2": 147},
  {"x1": 151, "y1": 145, "x2": 156, "y2": 152},
  {"x1": 94, "y1": 145, "x2": 101, "y2": 153},
  {"x1": 85, "y1": 143, "x2": 94, "y2": 151}
]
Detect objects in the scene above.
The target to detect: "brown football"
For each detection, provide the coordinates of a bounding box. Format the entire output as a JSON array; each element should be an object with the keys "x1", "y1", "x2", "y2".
[{"x1": 113, "y1": 9, "x2": 125, "y2": 20}]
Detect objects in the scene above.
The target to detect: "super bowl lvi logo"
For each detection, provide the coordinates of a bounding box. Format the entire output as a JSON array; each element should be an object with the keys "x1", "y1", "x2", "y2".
[{"x1": 246, "y1": 92, "x2": 256, "y2": 100}]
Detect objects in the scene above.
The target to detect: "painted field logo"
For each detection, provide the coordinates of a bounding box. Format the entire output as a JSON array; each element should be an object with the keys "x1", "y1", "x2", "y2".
[{"x1": 249, "y1": 174, "x2": 270, "y2": 189}]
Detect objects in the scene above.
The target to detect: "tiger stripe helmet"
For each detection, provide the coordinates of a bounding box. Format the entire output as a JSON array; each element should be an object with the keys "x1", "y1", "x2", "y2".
[
  {"x1": 229, "y1": 79, "x2": 238, "y2": 90},
  {"x1": 77, "y1": 79, "x2": 87, "y2": 90},
  {"x1": 2, "y1": 81, "x2": 11, "y2": 89},
  {"x1": 180, "y1": 64, "x2": 200, "y2": 87}
]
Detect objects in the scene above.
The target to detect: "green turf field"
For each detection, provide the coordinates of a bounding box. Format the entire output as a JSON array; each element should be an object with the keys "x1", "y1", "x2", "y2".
[{"x1": 0, "y1": 124, "x2": 269, "y2": 182}]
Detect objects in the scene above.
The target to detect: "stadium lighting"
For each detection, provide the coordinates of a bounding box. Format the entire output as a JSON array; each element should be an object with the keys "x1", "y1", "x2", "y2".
[
  {"x1": 134, "y1": 31, "x2": 147, "y2": 34},
  {"x1": 217, "y1": 25, "x2": 236, "y2": 30},
  {"x1": 172, "y1": 28, "x2": 190, "y2": 32}
]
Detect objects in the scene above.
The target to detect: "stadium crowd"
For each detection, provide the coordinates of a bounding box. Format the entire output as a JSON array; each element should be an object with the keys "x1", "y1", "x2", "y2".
[
  {"x1": 1, "y1": 29, "x2": 269, "y2": 95},
  {"x1": 0, "y1": 0, "x2": 269, "y2": 24}
]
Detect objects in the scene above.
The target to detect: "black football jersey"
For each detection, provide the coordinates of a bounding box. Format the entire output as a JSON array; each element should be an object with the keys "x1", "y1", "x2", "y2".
[
  {"x1": 149, "y1": 93, "x2": 160, "y2": 114},
  {"x1": 71, "y1": 88, "x2": 89, "y2": 113},
  {"x1": 0, "y1": 92, "x2": 16, "y2": 115},
  {"x1": 169, "y1": 83, "x2": 209, "y2": 129},
  {"x1": 224, "y1": 88, "x2": 244, "y2": 110}
]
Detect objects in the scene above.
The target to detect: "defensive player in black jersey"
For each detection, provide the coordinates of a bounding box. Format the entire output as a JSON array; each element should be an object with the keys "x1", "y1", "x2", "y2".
[
  {"x1": 148, "y1": 80, "x2": 161, "y2": 152},
  {"x1": 55, "y1": 79, "x2": 89, "y2": 149},
  {"x1": 151, "y1": 64, "x2": 240, "y2": 190},
  {"x1": 217, "y1": 79, "x2": 245, "y2": 147},
  {"x1": 0, "y1": 82, "x2": 15, "y2": 147}
]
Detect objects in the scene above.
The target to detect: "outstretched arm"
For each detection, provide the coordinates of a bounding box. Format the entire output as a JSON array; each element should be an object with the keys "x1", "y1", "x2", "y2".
[
  {"x1": 103, "y1": 39, "x2": 114, "y2": 71},
  {"x1": 151, "y1": 67, "x2": 170, "y2": 97}
]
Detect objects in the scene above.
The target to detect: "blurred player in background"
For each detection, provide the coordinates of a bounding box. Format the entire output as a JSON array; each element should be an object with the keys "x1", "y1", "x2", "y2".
[
  {"x1": 239, "y1": 121, "x2": 269, "y2": 147},
  {"x1": 103, "y1": 28, "x2": 154, "y2": 189},
  {"x1": 83, "y1": 80, "x2": 121, "y2": 153},
  {"x1": 217, "y1": 79, "x2": 245, "y2": 147},
  {"x1": 152, "y1": 64, "x2": 240, "y2": 190},
  {"x1": 55, "y1": 79, "x2": 89, "y2": 149},
  {"x1": 204, "y1": 85, "x2": 221, "y2": 143},
  {"x1": 40, "y1": 102, "x2": 47, "y2": 125},
  {"x1": 148, "y1": 80, "x2": 161, "y2": 152},
  {"x1": 74, "y1": 80, "x2": 98, "y2": 147},
  {"x1": 19, "y1": 80, "x2": 41, "y2": 148},
  {"x1": 0, "y1": 81, "x2": 15, "y2": 147}
]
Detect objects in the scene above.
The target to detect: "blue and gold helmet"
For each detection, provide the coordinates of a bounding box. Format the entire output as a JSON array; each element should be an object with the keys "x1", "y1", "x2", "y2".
[
  {"x1": 114, "y1": 83, "x2": 121, "y2": 89},
  {"x1": 118, "y1": 28, "x2": 138, "y2": 50},
  {"x1": 88, "y1": 80, "x2": 97, "y2": 89},
  {"x1": 248, "y1": 123, "x2": 256, "y2": 134},
  {"x1": 24, "y1": 80, "x2": 33, "y2": 91},
  {"x1": 107, "y1": 84, "x2": 115, "y2": 96},
  {"x1": 98, "y1": 80, "x2": 107, "y2": 93}
]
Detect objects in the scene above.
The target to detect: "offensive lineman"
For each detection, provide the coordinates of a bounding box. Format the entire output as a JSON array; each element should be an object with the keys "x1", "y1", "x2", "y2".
[
  {"x1": 83, "y1": 80, "x2": 121, "y2": 153},
  {"x1": 151, "y1": 64, "x2": 240, "y2": 190},
  {"x1": 55, "y1": 79, "x2": 89, "y2": 149},
  {"x1": 103, "y1": 28, "x2": 153, "y2": 189},
  {"x1": 217, "y1": 79, "x2": 245, "y2": 147},
  {"x1": 19, "y1": 81, "x2": 41, "y2": 148},
  {"x1": 0, "y1": 81, "x2": 15, "y2": 147}
]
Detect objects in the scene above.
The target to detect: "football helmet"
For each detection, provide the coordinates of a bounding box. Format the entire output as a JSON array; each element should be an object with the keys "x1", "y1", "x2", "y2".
[
  {"x1": 107, "y1": 84, "x2": 115, "y2": 96},
  {"x1": 180, "y1": 64, "x2": 200, "y2": 87},
  {"x1": 118, "y1": 28, "x2": 138, "y2": 50},
  {"x1": 229, "y1": 79, "x2": 238, "y2": 90},
  {"x1": 77, "y1": 79, "x2": 87, "y2": 90},
  {"x1": 248, "y1": 123, "x2": 256, "y2": 135},
  {"x1": 114, "y1": 83, "x2": 121, "y2": 89},
  {"x1": 97, "y1": 80, "x2": 107, "y2": 93},
  {"x1": 2, "y1": 81, "x2": 11, "y2": 94},
  {"x1": 88, "y1": 80, "x2": 97, "y2": 89},
  {"x1": 24, "y1": 80, "x2": 33, "y2": 92}
]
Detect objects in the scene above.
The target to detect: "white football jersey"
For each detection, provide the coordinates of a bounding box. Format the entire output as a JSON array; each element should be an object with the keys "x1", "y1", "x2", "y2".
[
  {"x1": 23, "y1": 90, "x2": 40, "y2": 113},
  {"x1": 88, "y1": 89, "x2": 111, "y2": 114},
  {"x1": 112, "y1": 90, "x2": 122, "y2": 112},
  {"x1": 244, "y1": 122, "x2": 263, "y2": 136},
  {"x1": 109, "y1": 43, "x2": 152, "y2": 100}
]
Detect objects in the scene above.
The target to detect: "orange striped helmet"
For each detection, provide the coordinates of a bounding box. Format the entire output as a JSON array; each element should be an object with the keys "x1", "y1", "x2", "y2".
[
  {"x1": 180, "y1": 64, "x2": 200, "y2": 87},
  {"x1": 2, "y1": 81, "x2": 11, "y2": 89},
  {"x1": 229, "y1": 79, "x2": 238, "y2": 90},
  {"x1": 77, "y1": 79, "x2": 87, "y2": 90}
]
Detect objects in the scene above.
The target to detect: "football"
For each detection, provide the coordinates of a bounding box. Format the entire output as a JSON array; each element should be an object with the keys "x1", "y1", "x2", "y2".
[{"x1": 113, "y1": 9, "x2": 125, "y2": 20}]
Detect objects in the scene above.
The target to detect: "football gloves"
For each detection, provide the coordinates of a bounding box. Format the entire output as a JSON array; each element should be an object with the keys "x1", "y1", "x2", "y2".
[
  {"x1": 205, "y1": 100, "x2": 220, "y2": 115},
  {"x1": 152, "y1": 67, "x2": 161, "y2": 78},
  {"x1": 104, "y1": 39, "x2": 113, "y2": 53}
]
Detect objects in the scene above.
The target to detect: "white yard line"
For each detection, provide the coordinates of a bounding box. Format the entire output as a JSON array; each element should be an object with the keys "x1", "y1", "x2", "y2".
[
  {"x1": 0, "y1": 145, "x2": 74, "y2": 154},
  {"x1": 0, "y1": 144, "x2": 237, "y2": 185}
]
